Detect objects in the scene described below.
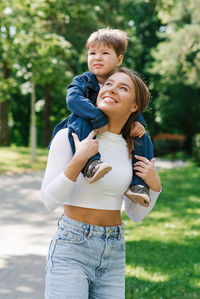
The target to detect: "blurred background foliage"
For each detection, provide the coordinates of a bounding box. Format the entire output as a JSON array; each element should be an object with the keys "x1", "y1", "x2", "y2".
[{"x1": 0, "y1": 0, "x2": 200, "y2": 159}]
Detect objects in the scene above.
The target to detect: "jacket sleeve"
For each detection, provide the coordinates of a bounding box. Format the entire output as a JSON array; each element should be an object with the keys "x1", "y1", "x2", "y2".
[
  {"x1": 135, "y1": 114, "x2": 146, "y2": 127},
  {"x1": 66, "y1": 75, "x2": 108, "y2": 130}
]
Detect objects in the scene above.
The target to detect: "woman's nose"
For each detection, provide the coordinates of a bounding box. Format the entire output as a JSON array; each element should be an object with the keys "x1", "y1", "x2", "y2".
[{"x1": 108, "y1": 86, "x2": 116, "y2": 94}]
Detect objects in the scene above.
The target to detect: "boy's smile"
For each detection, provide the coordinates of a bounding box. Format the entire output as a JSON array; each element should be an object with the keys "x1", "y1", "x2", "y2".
[{"x1": 88, "y1": 43, "x2": 123, "y2": 84}]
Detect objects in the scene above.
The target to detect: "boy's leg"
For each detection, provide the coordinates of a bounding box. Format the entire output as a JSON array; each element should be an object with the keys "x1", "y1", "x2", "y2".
[
  {"x1": 68, "y1": 114, "x2": 112, "y2": 183},
  {"x1": 132, "y1": 133, "x2": 154, "y2": 186},
  {"x1": 125, "y1": 133, "x2": 154, "y2": 207},
  {"x1": 48, "y1": 117, "x2": 69, "y2": 149}
]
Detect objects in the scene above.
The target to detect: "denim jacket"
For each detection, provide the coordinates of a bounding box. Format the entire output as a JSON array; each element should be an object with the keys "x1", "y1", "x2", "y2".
[{"x1": 66, "y1": 71, "x2": 146, "y2": 129}]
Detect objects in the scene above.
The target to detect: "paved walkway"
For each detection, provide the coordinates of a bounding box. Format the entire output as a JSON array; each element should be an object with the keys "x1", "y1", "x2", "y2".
[
  {"x1": 0, "y1": 159, "x2": 188, "y2": 299},
  {"x1": 0, "y1": 172, "x2": 60, "y2": 299}
]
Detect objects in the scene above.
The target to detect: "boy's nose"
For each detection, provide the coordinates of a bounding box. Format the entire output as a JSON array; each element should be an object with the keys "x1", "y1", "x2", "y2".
[{"x1": 95, "y1": 53, "x2": 102, "y2": 60}]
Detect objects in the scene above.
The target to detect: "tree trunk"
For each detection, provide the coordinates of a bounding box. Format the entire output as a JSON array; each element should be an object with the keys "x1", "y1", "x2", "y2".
[
  {"x1": 43, "y1": 83, "x2": 53, "y2": 147},
  {"x1": 30, "y1": 79, "x2": 36, "y2": 161},
  {"x1": 0, "y1": 61, "x2": 10, "y2": 146}
]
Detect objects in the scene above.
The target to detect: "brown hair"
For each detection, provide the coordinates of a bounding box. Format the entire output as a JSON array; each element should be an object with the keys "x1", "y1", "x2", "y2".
[
  {"x1": 86, "y1": 28, "x2": 128, "y2": 56},
  {"x1": 117, "y1": 67, "x2": 151, "y2": 156}
]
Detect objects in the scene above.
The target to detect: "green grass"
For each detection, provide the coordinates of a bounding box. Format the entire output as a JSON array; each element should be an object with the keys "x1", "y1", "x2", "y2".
[
  {"x1": 123, "y1": 163, "x2": 200, "y2": 298},
  {"x1": 0, "y1": 146, "x2": 48, "y2": 173}
]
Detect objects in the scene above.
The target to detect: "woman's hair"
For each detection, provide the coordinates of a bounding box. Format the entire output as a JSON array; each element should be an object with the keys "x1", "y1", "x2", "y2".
[
  {"x1": 117, "y1": 67, "x2": 151, "y2": 156},
  {"x1": 86, "y1": 28, "x2": 128, "y2": 56}
]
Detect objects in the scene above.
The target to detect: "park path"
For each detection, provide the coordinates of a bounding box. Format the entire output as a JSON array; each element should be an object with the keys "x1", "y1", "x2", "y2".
[{"x1": 0, "y1": 159, "x2": 188, "y2": 299}]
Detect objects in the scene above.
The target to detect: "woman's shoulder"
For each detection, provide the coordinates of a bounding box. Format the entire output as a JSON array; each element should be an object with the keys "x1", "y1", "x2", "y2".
[
  {"x1": 57, "y1": 128, "x2": 69, "y2": 135},
  {"x1": 51, "y1": 128, "x2": 69, "y2": 148}
]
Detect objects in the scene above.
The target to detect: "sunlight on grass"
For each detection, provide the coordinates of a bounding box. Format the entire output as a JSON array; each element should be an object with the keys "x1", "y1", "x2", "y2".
[
  {"x1": 124, "y1": 163, "x2": 200, "y2": 298},
  {"x1": 0, "y1": 146, "x2": 48, "y2": 173},
  {"x1": 126, "y1": 265, "x2": 169, "y2": 282}
]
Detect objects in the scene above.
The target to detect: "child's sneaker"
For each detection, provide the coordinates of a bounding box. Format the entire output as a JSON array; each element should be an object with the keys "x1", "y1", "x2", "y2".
[
  {"x1": 125, "y1": 185, "x2": 150, "y2": 207},
  {"x1": 84, "y1": 160, "x2": 112, "y2": 184}
]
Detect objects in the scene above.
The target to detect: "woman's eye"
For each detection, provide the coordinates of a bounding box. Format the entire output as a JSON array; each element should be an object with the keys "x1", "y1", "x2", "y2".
[
  {"x1": 120, "y1": 86, "x2": 128, "y2": 91},
  {"x1": 105, "y1": 82, "x2": 112, "y2": 86}
]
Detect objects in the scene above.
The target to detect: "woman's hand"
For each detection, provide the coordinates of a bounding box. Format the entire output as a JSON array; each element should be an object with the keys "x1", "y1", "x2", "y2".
[
  {"x1": 72, "y1": 131, "x2": 98, "y2": 163},
  {"x1": 64, "y1": 131, "x2": 98, "y2": 182},
  {"x1": 133, "y1": 155, "x2": 161, "y2": 192}
]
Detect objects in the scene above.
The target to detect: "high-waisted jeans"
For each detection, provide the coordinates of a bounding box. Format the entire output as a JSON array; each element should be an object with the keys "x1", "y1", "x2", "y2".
[{"x1": 45, "y1": 215, "x2": 126, "y2": 299}]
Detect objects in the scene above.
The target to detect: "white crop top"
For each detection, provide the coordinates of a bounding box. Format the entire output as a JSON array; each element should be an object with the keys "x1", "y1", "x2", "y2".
[{"x1": 41, "y1": 129, "x2": 161, "y2": 222}]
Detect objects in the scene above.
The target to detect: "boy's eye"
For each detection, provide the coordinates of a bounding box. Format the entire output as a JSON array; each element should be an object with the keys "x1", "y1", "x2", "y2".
[
  {"x1": 104, "y1": 81, "x2": 112, "y2": 86},
  {"x1": 103, "y1": 52, "x2": 109, "y2": 55},
  {"x1": 89, "y1": 52, "x2": 95, "y2": 55}
]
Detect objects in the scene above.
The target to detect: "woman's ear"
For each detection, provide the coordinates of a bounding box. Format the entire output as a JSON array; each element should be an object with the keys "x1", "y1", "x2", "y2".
[{"x1": 130, "y1": 103, "x2": 138, "y2": 113}]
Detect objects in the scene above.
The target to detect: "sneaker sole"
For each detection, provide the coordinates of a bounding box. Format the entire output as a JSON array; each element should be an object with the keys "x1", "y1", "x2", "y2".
[
  {"x1": 125, "y1": 190, "x2": 150, "y2": 207},
  {"x1": 88, "y1": 164, "x2": 112, "y2": 184}
]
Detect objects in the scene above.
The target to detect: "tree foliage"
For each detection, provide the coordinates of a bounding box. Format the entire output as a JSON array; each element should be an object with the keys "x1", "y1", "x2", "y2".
[{"x1": 0, "y1": 0, "x2": 199, "y2": 153}]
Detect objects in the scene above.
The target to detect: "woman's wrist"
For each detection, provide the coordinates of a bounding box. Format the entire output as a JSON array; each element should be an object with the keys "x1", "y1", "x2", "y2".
[
  {"x1": 150, "y1": 185, "x2": 161, "y2": 192},
  {"x1": 64, "y1": 154, "x2": 87, "y2": 182},
  {"x1": 149, "y1": 174, "x2": 161, "y2": 192}
]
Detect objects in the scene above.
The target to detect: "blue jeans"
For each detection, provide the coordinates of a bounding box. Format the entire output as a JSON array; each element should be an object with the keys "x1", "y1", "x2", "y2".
[{"x1": 45, "y1": 215, "x2": 125, "y2": 299}]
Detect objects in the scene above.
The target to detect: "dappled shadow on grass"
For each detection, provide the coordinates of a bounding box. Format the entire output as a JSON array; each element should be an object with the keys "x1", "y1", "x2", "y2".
[
  {"x1": 138, "y1": 164, "x2": 200, "y2": 224},
  {"x1": 126, "y1": 273, "x2": 200, "y2": 299},
  {"x1": 124, "y1": 165, "x2": 200, "y2": 298},
  {"x1": 125, "y1": 238, "x2": 200, "y2": 299},
  {"x1": 158, "y1": 165, "x2": 200, "y2": 202}
]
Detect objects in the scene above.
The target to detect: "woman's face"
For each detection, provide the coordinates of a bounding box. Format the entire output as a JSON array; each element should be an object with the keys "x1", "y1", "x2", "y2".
[{"x1": 97, "y1": 72, "x2": 138, "y2": 119}]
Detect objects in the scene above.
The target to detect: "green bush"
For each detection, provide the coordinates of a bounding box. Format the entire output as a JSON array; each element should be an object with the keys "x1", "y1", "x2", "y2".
[
  {"x1": 193, "y1": 134, "x2": 200, "y2": 166},
  {"x1": 153, "y1": 133, "x2": 186, "y2": 157}
]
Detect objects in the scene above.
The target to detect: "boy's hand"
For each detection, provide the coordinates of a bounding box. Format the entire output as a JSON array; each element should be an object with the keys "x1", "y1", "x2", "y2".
[
  {"x1": 130, "y1": 121, "x2": 145, "y2": 138},
  {"x1": 95, "y1": 124, "x2": 108, "y2": 134}
]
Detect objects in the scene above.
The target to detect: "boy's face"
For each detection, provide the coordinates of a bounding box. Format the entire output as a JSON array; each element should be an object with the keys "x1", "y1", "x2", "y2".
[{"x1": 88, "y1": 42, "x2": 123, "y2": 84}]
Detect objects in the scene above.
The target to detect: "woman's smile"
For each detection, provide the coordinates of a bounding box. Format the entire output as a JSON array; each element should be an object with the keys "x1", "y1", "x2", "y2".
[{"x1": 102, "y1": 94, "x2": 118, "y2": 103}]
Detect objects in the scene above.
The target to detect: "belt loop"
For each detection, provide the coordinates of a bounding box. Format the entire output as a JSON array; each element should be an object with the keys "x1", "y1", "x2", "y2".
[
  {"x1": 57, "y1": 213, "x2": 64, "y2": 227},
  {"x1": 87, "y1": 225, "x2": 93, "y2": 239}
]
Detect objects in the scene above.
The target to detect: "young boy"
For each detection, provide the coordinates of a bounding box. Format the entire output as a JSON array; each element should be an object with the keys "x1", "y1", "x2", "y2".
[{"x1": 51, "y1": 28, "x2": 154, "y2": 207}]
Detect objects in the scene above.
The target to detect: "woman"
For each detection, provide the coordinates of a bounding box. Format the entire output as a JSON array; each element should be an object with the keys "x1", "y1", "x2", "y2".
[{"x1": 41, "y1": 67, "x2": 161, "y2": 298}]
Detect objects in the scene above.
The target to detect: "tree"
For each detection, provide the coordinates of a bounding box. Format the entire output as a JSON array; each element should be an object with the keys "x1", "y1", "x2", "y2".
[
  {"x1": 149, "y1": 0, "x2": 200, "y2": 151},
  {"x1": 0, "y1": 2, "x2": 18, "y2": 145}
]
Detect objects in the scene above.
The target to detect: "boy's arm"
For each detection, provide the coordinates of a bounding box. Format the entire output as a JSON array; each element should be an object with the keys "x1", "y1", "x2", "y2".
[
  {"x1": 130, "y1": 114, "x2": 147, "y2": 138},
  {"x1": 67, "y1": 76, "x2": 108, "y2": 130}
]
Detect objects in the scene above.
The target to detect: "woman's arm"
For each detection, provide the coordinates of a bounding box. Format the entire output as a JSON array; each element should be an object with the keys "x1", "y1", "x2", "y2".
[
  {"x1": 124, "y1": 155, "x2": 161, "y2": 222},
  {"x1": 124, "y1": 189, "x2": 161, "y2": 222},
  {"x1": 41, "y1": 129, "x2": 98, "y2": 211}
]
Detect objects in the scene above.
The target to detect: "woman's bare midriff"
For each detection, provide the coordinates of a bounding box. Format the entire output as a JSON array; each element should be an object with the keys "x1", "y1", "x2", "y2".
[{"x1": 64, "y1": 205, "x2": 122, "y2": 227}]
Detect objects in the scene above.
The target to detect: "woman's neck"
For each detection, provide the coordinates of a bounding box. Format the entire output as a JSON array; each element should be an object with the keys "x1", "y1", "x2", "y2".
[{"x1": 107, "y1": 119, "x2": 126, "y2": 135}]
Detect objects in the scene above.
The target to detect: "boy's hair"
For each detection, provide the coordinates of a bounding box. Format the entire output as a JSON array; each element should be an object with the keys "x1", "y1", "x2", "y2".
[{"x1": 86, "y1": 28, "x2": 128, "y2": 56}]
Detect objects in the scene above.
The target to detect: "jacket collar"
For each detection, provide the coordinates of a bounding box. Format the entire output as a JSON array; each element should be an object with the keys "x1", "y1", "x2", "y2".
[{"x1": 85, "y1": 72, "x2": 100, "y2": 91}]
